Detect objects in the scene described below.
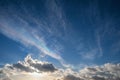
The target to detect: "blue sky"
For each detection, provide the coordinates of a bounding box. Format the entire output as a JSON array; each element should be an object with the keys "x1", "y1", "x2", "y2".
[{"x1": 0, "y1": 0, "x2": 120, "y2": 70}]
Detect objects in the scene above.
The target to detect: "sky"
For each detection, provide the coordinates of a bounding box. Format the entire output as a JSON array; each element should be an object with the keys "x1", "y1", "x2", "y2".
[{"x1": 0, "y1": 0, "x2": 120, "y2": 80}]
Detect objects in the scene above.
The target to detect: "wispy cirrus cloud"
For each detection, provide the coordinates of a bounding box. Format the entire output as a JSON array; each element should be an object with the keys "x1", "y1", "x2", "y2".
[
  {"x1": 95, "y1": 31, "x2": 103, "y2": 57},
  {"x1": 0, "y1": 24, "x2": 62, "y2": 60},
  {"x1": 0, "y1": 0, "x2": 69, "y2": 68},
  {"x1": 45, "y1": 0, "x2": 67, "y2": 36}
]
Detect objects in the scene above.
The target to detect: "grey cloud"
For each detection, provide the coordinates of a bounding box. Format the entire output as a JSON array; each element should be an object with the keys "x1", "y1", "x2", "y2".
[
  {"x1": 7, "y1": 55, "x2": 57, "y2": 73},
  {"x1": 2, "y1": 77, "x2": 11, "y2": 80},
  {"x1": 79, "y1": 63, "x2": 120, "y2": 80},
  {"x1": 0, "y1": 70, "x2": 3, "y2": 74},
  {"x1": 5, "y1": 61, "x2": 35, "y2": 73},
  {"x1": 86, "y1": 67, "x2": 97, "y2": 72},
  {"x1": 30, "y1": 63, "x2": 57, "y2": 72},
  {"x1": 12, "y1": 63, "x2": 34, "y2": 72},
  {"x1": 25, "y1": 55, "x2": 57, "y2": 72},
  {"x1": 63, "y1": 75, "x2": 83, "y2": 80},
  {"x1": 90, "y1": 76, "x2": 120, "y2": 80},
  {"x1": 90, "y1": 76, "x2": 105, "y2": 80},
  {"x1": 0, "y1": 70, "x2": 11, "y2": 80},
  {"x1": 58, "y1": 63, "x2": 120, "y2": 80}
]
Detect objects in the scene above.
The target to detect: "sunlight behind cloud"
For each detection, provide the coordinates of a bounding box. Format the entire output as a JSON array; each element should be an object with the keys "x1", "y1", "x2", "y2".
[
  {"x1": 0, "y1": 55, "x2": 120, "y2": 80},
  {"x1": 0, "y1": 0, "x2": 120, "y2": 80}
]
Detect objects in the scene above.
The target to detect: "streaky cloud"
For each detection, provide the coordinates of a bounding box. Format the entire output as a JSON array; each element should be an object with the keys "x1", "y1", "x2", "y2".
[{"x1": 0, "y1": 0, "x2": 70, "y2": 68}]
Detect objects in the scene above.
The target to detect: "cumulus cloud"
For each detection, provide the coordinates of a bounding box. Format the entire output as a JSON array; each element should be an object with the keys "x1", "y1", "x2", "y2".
[
  {"x1": 0, "y1": 55, "x2": 120, "y2": 80},
  {"x1": 25, "y1": 55, "x2": 57, "y2": 72},
  {"x1": 6, "y1": 55, "x2": 57, "y2": 73},
  {"x1": 79, "y1": 63, "x2": 120, "y2": 80},
  {"x1": 12, "y1": 63, "x2": 34, "y2": 72}
]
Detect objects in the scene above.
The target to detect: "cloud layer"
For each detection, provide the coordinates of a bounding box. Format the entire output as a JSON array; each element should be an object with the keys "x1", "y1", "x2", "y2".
[{"x1": 0, "y1": 55, "x2": 120, "y2": 80}]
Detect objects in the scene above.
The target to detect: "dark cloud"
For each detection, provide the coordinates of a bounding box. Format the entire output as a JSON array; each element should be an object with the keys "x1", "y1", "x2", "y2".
[
  {"x1": 63, "y1": 75, "x2": 83, "y2": 80},
  {"x1": 91, "y1": 76, "x2": 105, "y2": 80},
  {"x1": 2, "y1": 77, "x2": 11, "y2": 80},
  {"x1": 25, "y1": 55, "x2": 57, "y2": 72},
  {"x1": 7, "y1": 55, "x2": 57, "y2": 73},
  {"x1": 90, "y1": 76, "x2": 120, "y2": 80},
  {"x1": 86, "y1": 67, "x2": 97, "y2": 72},
  {"x1": 0, "y1": 70, "x2": 3, "y2": 74},
  {"x1": 30, "y1": 63, "x2": 57, "y2": 72},
  {"x1": 12, "y1": 63, "x2": 34, "y2": 72}
]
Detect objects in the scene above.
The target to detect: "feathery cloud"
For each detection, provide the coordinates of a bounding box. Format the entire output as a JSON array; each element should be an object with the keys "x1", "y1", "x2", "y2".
[{"x1": 0, "y1": 0, "x2": 69, "y2": 68}]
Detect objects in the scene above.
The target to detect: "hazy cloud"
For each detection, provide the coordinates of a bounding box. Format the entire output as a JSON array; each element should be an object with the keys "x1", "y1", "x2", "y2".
[{"x1": 45, "y1": 0, "x2": 66, "y2": 37}]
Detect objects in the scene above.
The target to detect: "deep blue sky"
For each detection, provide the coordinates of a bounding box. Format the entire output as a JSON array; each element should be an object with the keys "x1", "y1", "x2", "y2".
[{"x1": 0, "y1": 0, "x2": 120, "y2": 69}]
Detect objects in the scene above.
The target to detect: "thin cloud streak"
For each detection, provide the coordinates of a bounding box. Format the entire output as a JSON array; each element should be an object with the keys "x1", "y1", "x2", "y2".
[
  {"x1": 0, "y1": 0, "x2": 70, "y2": 68},
  {"x1": 96, "y1": 31, "x2": 103, "y2": 57},
  {"x1": 0, "y1": 23, "x2": 69, "y2": 67},
  {"x1": 45, "y1": 0, "x2": 67, "y2": 37}
]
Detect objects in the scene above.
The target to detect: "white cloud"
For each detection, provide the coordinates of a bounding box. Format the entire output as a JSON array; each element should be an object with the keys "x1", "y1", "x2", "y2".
[
  {"x1": 79, "y1": 49, "x2": 98, "y2": 60},
  {"x1": 0, "y1": 55, "x2": 120, "y2": 80},
  {"x1": 95, "y1": 31, "x2": 103, "y2": 57},
  {"x1": 45, "y1": 0, "x2": 67, "y2": 37},
  {"x1": 79, "y1": 63, "x2": 120, "y2": 80},
  {"x1": 5, "y1": 55, "x2": 57, "y2": 73}
]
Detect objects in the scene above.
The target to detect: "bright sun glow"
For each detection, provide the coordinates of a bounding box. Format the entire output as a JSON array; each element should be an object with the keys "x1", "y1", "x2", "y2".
[{"x1": 29, "y1": 72, "x2": 42, "y2": 77}]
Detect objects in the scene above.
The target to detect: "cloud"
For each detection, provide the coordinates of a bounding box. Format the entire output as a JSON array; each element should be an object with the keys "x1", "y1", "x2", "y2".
[
  {"x1": 0, "y1": 55, "x2": 120, "y2": 80},
  {"x1": 0, "y1": 0, "x2": 70, "y2": 68},
  {"x1": 45, "y1": 0, "x2": 67, "y2": 36},
  {"x1": 25, "y1": 55, "x2": 57, "y2": 72},
  {"x1": 79, "y1": 49, "x2": 98, "y2": 60},
  {"x1": 0, "y1": 69, "x2": 12, "y2": 80},
  {"x1": 12, "y1": 63, "x2": 34, "y2": 72},
  {"x1": 79, "y1": 63, "x2": 120, "y2": 80},
  {"x1": 90, "y1": 76, "x2": 106, "y2": 80},
  {"x1": 1, "y1": 77, "x2": 12, "y2": 80},
  {"x1": 63, "y1": 75, "x2": 83, "y2": 80},
  {"x1": 95, "y1": 31, "x2": 103, "y2": 57},
  {"x1": 0, "y1": 24, "x2": 63, "y2": 62},
  {"x1": 6, "y1": 55, "x2": 57, "y2": 73}
]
